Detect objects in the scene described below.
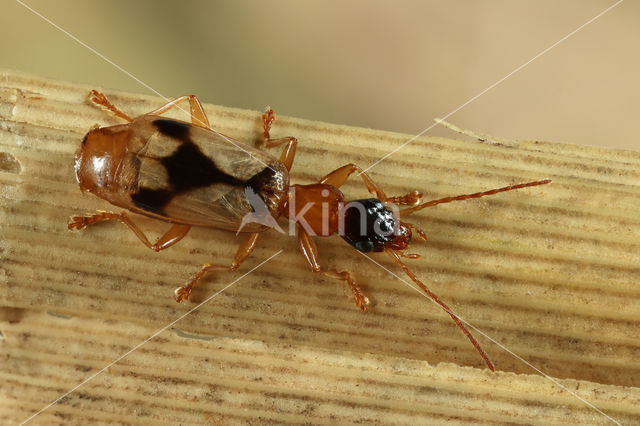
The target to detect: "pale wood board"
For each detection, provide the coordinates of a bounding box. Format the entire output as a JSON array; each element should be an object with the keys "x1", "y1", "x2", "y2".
[{"x1": 0, "y1": 70, "x2": 638, "y2": 424}]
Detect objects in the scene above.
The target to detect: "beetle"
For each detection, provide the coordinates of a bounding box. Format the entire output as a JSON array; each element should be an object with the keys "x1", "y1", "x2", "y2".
[{"x1": 70, "y1": 90, "x2": 551, "y2": 371}]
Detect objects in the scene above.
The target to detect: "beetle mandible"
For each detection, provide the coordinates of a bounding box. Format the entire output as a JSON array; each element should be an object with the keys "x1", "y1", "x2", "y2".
[{"x1": 70, "y1": 90, "x2": 552, "y2": 371}]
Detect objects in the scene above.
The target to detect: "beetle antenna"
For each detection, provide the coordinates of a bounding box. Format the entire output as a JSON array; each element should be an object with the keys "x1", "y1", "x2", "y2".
[
  {"x1": 400, "y1": 179, "x2": 551, "y2": 217},
  {"x1": 386, "y1": 249, "x2": 495, "y2": 371}
]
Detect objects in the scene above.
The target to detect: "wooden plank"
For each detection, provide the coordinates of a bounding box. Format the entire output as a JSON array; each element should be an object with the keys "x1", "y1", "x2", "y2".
[{"x1": 1, "y1": 70, "x2": 638, "y2": 424}]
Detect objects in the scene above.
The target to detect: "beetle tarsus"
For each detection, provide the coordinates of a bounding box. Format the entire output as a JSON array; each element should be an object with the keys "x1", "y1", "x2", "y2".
[
  {"x1": 402, "y1": 222, "x2": 427, "y2": 241},
  {"x1": 68, "y1": 216, "x2": 89, "y2": 230},
  {"x1": 174, "y1": 285, "x2": 192, "y2": 303},
  {"x1": 321, "y1": 270, "x2": 370, "y2": 311},
  {"x1": 88, "y1": 90, "x2": 133, "y2": 122},
  {"x1": 262, "y1": 107, "x2": 276, "y2": 139},
  {"x1": 175, "y1": 267, "x2": 207, "y2": 303},
  {"x1": 356, "y1": 294, "x2": 370, "y2": 311},
  {"x1": 260, "y1": 107, "x2": 298, "y2": 171}
]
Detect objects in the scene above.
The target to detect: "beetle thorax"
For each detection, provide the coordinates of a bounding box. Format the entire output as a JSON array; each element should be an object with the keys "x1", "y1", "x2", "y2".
[{"x1": 284, "y1": 184, "x2": 345, "y2": 236}]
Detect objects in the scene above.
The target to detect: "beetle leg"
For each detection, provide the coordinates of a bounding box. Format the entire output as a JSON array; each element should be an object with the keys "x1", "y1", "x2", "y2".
[
  {"x1": 320, "y1": 164, "x2": 384, "y2": 197},
  {"x1": 174, "y1": 233, "x2": 260, "y2": 302},
  {"x1": 319, "y1": 163, "x2": 422, "y2": 205},
  {"x1": 322, "y1": 269, "x2": 370, "y2": 311},
  {"x1": 88, "y1": 90, "x2": 133, "y2": 122},
  {"x1": 152, "y1": 223, "x2": 192, "y2": 251},
  {"x1": 174, "y1": 264, "x2": 227, "y2": 302},
  {"x1": 68, "y1": 212, "x2": 190, "y2": 252},
  {"x1": 402, "y1": 221, "x2": 427, "y2": 241},
  {"x1": 297, "y1": 225, "x2": 370, "y2": 310},
  {"x1": 262, "y1": 108, "x2": 298, "y2": 171},
  {"x1": 147, "y1": 95, "x2": 211, "y2": 130}
]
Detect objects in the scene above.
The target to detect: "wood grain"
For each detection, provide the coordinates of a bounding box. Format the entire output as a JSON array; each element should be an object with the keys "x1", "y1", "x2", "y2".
[{"x1": 1, "y1": 70, "x2": 638, "y2": 424}]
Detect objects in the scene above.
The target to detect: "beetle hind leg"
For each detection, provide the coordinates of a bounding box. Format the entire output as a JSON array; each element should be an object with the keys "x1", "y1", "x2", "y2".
[
  {"x1": 88, "y1": 90, "x2": 133, "y2": 122},
  {"x1": 174, "y1": 233, "x2": 260, "y2": 302},
  {"x1": 68, "y1": 211, "x2": 190, "y2": 251}
]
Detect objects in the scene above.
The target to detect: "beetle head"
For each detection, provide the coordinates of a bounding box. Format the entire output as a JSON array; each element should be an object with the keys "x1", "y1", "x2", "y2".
[{"x1": 340, "y1": 198, "x2": 412, "y2": 252}]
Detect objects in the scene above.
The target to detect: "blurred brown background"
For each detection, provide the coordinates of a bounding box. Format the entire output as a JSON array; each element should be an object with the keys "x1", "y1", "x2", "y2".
[{"x1": 1, "y1": 0, "x2": 638, "y2": 151}]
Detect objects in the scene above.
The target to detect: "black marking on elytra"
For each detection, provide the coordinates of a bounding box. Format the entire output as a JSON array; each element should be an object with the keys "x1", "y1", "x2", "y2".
[
  {"x1": 161, "y1": 135, "x2": 244, "y2": 188},
  {"x1": 131, "y1": 188, "x2": 174, "y2": 215},
  {"x1": 246, "y1": 167, "x2": 277, "y2": 194},
  {"x1": 131, "y1": 119, "x2": 274, "y2": 216},
  {"x1": 244, "y1": 167, "x2": 279, "y2": 212},
  {"x1": 153, "y1": 117, "x2": 190, "y2": 140}
]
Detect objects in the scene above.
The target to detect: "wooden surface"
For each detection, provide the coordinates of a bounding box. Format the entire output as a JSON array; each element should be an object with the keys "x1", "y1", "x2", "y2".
[{"x1": 1, "y1": 70, "x2": 639, "y2": 424}]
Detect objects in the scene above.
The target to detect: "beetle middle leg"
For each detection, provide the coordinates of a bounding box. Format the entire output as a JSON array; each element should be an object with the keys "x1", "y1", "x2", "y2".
[
  {"x1": 89, "y1": 90, "x2": 212, "y2": 129},
  {"x1": 68, "y1": 212, "x2": 190, "y2": 252},
  {"x1": 320, "y1": 163, "x2": 422, "y2": 205},
  {"x1": 262, "y1": 108, "x2": 298, "y2": 171},
  {"x1": 297, "y1": 225, "x2": 370, "y2": 310},
  {"x1": 174, "y1": 233, "x2": 260, "y2": 302},
  {"x1": 146, "y1": 94, "x2": 211, "y2": 130}
]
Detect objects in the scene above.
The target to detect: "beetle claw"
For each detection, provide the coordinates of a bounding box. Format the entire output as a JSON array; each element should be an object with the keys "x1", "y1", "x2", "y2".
[
  {"x1": 174, "y1": 286, "x2": 191, "y2": 303},
  {"x1": 68, "y1": 216, "x2": 88, "y2": 230},
  {"x1": 355, "y1": 294, "x2": 370, "y2": 311}
]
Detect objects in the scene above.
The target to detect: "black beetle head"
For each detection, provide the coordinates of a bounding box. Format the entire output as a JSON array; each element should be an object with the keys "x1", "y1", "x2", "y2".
[{"x1": 340, "y1": 198, "x2": 412, "y2": 252}]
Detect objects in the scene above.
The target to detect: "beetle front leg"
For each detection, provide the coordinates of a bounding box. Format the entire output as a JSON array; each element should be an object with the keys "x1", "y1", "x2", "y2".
[
  {"x1": 175, "y1": 233, "x2": 260, "y2": 302},
  {"x1": 262, "y1": 108, "x2": 298, "y2": 171},
  {"x1": 297, "y1": 225, "x2": 370, "y2": 310},
  {"x1": 320, "y1": 163, "x2": 422, "y2": 205},
  {"x1": 68, "y1": 212, "x2": 190, "y2": 252}
]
